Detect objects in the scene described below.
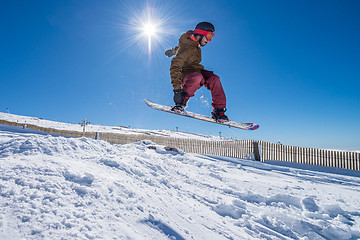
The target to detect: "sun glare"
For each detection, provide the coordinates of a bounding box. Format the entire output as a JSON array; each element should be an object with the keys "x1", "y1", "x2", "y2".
[
  {"x1": 143, "y1": 22, "x2": 157, "y2": 36},
  {"x1": 141, "y1": 21, "x2": 159, "y2": 53},
  {"x1": 116, "y1": 2, "x2": 178, "y2": 58},
  {"x1": 130, "y1": 11, "x2": 165, "y2": 54}
]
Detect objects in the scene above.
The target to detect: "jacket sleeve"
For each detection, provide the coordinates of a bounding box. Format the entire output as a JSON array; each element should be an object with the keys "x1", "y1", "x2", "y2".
[
  {"x1": 172, "y1": 46, "x2": 180, "y2": 56},
  {"x1": 170, "y1": 46, "x2": 190, "y2": 90}
]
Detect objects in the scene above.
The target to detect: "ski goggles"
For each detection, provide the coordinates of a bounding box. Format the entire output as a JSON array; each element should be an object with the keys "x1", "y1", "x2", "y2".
[{"x1": 193, "y1": 29, "x2": 215, "y2": 41}]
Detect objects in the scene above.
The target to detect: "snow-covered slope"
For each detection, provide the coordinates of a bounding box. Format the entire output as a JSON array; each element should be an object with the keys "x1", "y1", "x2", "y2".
[
  {"x1": 0, "y1": 112, "x2": 229, "y2": 141},
  {"x1": 1, "y1": 124, "x2": 360, "y2": 239}
]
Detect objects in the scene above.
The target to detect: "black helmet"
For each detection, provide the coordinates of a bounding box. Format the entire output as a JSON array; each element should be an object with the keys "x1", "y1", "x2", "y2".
[{"x1": 195, "y1": 22, "x2": 215, "y2": 32}]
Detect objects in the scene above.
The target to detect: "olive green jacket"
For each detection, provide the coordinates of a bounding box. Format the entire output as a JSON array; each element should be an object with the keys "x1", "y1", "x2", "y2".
[{"x1": 170, "y1": 31, "x2": 204, "y2": 90}]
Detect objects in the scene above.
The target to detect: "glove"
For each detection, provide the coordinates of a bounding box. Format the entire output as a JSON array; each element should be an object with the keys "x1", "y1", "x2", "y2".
[
  {"x1": 173, "y1": 89, "x2": 183, "y2": 105},
  {"x1": 165, "y1": 48, "x2": 175, "y2": 57}
]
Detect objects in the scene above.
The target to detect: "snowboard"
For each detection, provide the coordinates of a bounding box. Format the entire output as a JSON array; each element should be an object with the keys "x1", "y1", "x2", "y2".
[{"x1": 145, "y1": 99, "x2": 259, "y2": 130}]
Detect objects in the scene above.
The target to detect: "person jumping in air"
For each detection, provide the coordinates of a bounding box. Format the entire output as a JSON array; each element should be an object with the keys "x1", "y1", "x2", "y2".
[{"x1": 165, "y1": 22, "x2": 229, "y2": 122}]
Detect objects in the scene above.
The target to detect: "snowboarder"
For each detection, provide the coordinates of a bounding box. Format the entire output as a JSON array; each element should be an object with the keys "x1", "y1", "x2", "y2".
[{"x1": 165, "y1": 22, "x2": 229, "y2": 122}]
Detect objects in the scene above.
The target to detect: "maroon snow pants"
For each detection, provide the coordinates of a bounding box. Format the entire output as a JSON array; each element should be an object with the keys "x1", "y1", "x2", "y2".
[{"x1": 182, "y1": 70, "x2": 226, "y2": 109}]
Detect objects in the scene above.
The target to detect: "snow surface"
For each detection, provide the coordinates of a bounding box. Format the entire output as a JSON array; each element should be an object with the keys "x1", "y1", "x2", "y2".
[
  {"x1": 0, "y1": 112, "x2": 229, "y2": 141},
  {"x1": 1, "y1": 124, "x2": 360, "y2": 240}
]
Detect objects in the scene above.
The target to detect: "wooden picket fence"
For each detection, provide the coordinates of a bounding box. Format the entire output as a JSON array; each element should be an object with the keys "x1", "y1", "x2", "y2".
[
  {"x1": 1, "y1": 119, "x2": 359, "y2": 170},
  {"x1": 100, "y1": 132, "x2": 256, "y2": 160},
  {"x1": 258, "y1": 141, "x2": 360, "y2": 170}
]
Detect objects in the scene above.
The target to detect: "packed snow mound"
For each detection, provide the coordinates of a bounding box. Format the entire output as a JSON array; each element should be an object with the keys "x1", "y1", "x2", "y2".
[{"x1": 1, "y1": 125, "x2": 360, "y2": 239}]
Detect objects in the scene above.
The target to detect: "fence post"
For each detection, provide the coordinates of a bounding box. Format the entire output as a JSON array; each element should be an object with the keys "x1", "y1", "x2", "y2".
[
  {"x1": 279, "y1": 145, "x2": 282, "y2": 161},
  {"x1": 263, "y1": 141, "x2": 266, "y2": 160},
  {"x1": 241, "y1": 140, "x2": 245, "y2": 158},
  {"x1": 311, "y1": 148, "x2": 315, "y2": 165},
  {"x1": 343, "y1": 152, "x2": 348, "y2": 169},
  {"x1": 354, "y1": 152, "x2": 357, "y2": 170},
  {"x1": 344, "y1": 151, "x2": 348, "y2": 169},
  {"x1": 264, "y1": 141, "x2": 267, "y2": 161},
  {"x1": 324, "y1": 149, "x2": 327, "y2": 167},
  {"x1": 320, "y1": 149, "x2": 323, "y2": 166},
  {"x1": 326, "y1": 150, "x2": 330, "y2": 168},
  {"x1": 252, "y1": 141, "x2": 261, "y2": 161},
  {"x1": 335, "y1": 151, "x2": 339, "y2": 168},
  {"x1": 303, "y1": 147, "x2": 305, "y2": 164},
  {"x1": 287, "y1": 145, "x2": 290, "y2": 162},
  {"x1": 272, "y1": 143, "x2": 275, "y2": 161},
  {"x1": 341, "y1": 151, "x2": 344, "y2": 169},
  {"x1": 293, "y1": 146, "x2": 296, "y2": 162},
  {"x1": 288, "y1": 146, "x2": 291, "y2": 162}
]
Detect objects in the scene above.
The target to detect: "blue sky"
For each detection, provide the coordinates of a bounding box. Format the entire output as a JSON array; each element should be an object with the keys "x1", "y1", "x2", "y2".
[{"x1": 1, "y1": 0, "x2": 359, "y2": 150}]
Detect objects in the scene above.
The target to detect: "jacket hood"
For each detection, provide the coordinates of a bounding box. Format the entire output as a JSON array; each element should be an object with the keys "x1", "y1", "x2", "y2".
[{"x1": 179, "y1": 30, "x2": 198, "y2": 47}]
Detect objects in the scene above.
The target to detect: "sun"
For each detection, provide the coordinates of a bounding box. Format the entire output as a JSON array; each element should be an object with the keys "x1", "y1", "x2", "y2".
[
  {"x1": 137, "y1": 17, "x2": 162, "y2": 54},
  {"x1": 142, "y1": 22, "x2": 157, "y2": 36},
  {"x1": 140, "y1": 20, "x2": 160, "y2": 53},
  {"x1": 115, "y1": 2, "x2": 178, "y2": 58}
]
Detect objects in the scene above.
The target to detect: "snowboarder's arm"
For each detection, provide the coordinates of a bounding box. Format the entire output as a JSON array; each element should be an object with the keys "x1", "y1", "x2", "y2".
[
  {"x1": 170, "y1": 46, "x2": 190, "y2": 90},
  {"x1": 165, "y1": 46, "x2": 179, "y2": 57}
]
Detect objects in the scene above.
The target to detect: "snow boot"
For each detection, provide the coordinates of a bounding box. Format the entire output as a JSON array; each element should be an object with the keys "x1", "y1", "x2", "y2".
[
  {"x1": 212, "y1": 108, "x2": 229, "y2": 122},
  {"x1": 171, "y1": 92, "x2": 190, "y2": 112}
]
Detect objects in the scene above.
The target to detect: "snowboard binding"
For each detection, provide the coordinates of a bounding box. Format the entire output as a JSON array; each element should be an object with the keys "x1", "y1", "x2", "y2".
[
  {"x1": 171, "y1": 104, "x2": 185, "y2": 113},
  {"x1": 212, "y1": 108, "x2": 229, "y2": 123}
]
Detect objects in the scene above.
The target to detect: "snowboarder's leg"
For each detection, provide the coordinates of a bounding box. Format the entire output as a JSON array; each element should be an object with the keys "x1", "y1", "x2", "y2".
[
  {"x1": 202, "y1": 72, "x2": 226, "y2": 109},
  {"x1": 182, "y1": 72, "x2": 205, "y2": 97}
]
